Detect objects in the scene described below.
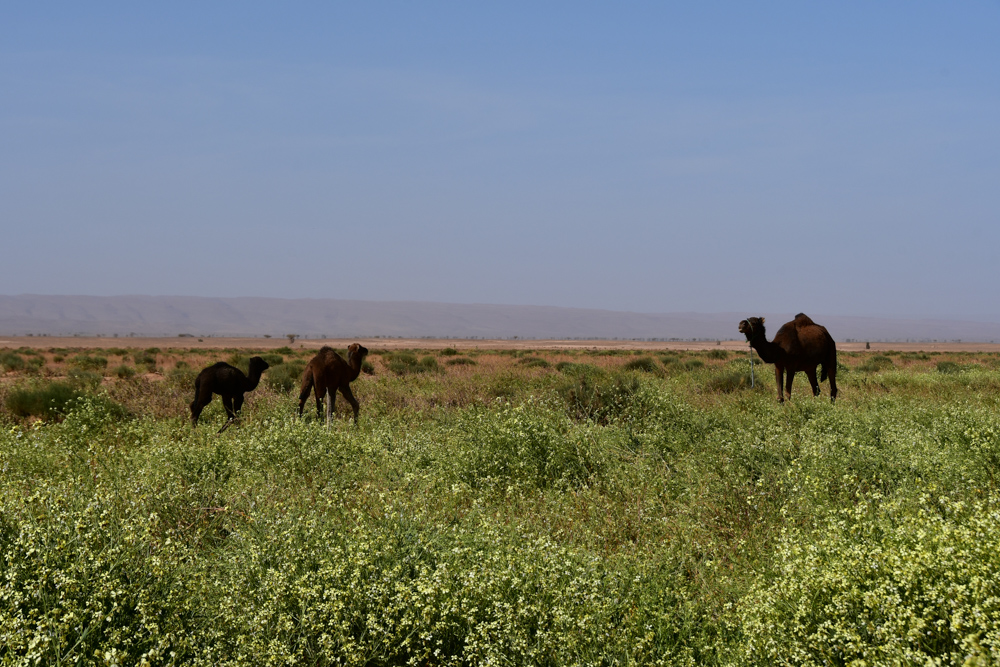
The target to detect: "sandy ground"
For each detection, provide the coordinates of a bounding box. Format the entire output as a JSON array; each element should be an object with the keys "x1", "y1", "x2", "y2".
[{"x1": 2, "y1": 336, "x2": 999, "y2": 354}]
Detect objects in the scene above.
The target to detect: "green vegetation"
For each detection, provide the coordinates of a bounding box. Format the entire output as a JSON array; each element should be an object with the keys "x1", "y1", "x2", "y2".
[
  {"x1": 858, "y1": 354, "x2": 895, "y2": 372},
  {"x1": 622, "y1": 356, "x2": 661, "y2": 373},
  {"x1": 4, "y1": 381, "x2": 84, "y2": 419},
  {"x1": 937, "y1": 360, "x2": 962, "y2": 374},
  {"x1": 1, "y1": 348, "x2": 999, "y2": 664},
  {"x1": 519, "y1": 355, "x2": 551, "y2": 369},
  {"x1": 113, "y1": 364, "x2": 137, "y2": 379},
  {"x1": 264, "y1": 360, "x2": 307, "y2": 393},
  {"x1": 259, "y1": 353, "x2": 285, "y2": 367},
  {"x1": 69, "y1": 353, "x2": 108, "y2": 371},
  {"x1": 383, "y1": 351, "x2": 440, "y2": 375},
  {"x1": 0, "y1": 352, "x2": 26, "y2": 372},
  {"x1": 133, "y1": 350, "x2": 157, "y2": 371}
]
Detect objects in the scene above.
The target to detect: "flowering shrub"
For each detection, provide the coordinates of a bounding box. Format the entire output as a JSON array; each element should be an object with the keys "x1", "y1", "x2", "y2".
[{"x1": 739, "y1": 494, "x2": 1000, "y2": 665}]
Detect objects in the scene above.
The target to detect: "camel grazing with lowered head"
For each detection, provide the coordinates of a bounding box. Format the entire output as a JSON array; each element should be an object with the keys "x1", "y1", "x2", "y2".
[
  {"x1": 738, "y1": 313, "x2": 838, "y2": 403},
  {"x1": 298, "y1": 343, "x2": 369, "y2": 425},
  {"x1": 190, "y1": 356, "x2": 270, "y2": 431}
]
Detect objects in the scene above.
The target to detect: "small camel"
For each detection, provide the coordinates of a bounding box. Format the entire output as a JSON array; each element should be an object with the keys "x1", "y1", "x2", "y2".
[
  {"x1": 298, "y1": 343, "x2": 369, "y2": 425},
  {"x1": 739, "y1": 313, "x2": 838, "y2": 403},
  {"x1": 190, "y1": 357, "x2": 270, "y2": 431}
]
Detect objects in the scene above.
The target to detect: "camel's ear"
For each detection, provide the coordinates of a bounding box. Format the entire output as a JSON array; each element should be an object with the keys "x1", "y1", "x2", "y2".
[{"x1": 760, "y1": 317, "x2": 765, "y2": 324}]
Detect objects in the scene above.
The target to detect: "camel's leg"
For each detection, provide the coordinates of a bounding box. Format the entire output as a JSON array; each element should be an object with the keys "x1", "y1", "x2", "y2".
[
  {"x1": 340, "y1": 384, "x2": 360, "y2": 423},
  {"x1": 805, "y1": 368, "x2": 820, "y2": 397},
  {"x1": 234, "y1": 393, "x2": 245, "y2": 417},
  {"x1": 828, "y1": 368, "x2": 838, "y2": 403},
  {"x1": 222, "y1": 396, "x2": 236, "y2": 421},
  {"x1": 785, "y1": 370, "x2": 795, "y2": 400},
  {"x1": 774, "y1": 366, "x2": 785, "y2": 403},
  {"x1": 325, "y1": 387, "x2": 335, "y2": 429},
  {"x1": 190, "y1": 384, "x2": 213, "y2": 428},
  {"x1": 315, "y1": 382, "x2": 326, "y2": 419},
  {"x1": 298, "y1": 369, "x2": 314, "y2": 417}
]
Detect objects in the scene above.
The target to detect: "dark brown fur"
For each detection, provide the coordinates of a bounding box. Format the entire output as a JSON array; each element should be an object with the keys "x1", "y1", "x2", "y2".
[
  {"x1": 298, "y1": 343, "x2": 369, "y2": 423},
  {"x1": 190, "y1": 357, "x2": 270, "y2": 429},
  {"x1": 738, "y1": 313, "x2": 838, "y2": 403}
]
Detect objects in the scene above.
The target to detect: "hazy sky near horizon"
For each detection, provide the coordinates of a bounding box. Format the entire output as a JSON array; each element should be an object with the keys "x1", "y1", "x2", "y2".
[{"x1": 2, "y1": 3, "x2": 999, "y2": 320}]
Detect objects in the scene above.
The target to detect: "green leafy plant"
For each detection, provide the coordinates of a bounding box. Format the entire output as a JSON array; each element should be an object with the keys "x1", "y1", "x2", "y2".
[
  {"x1": 69, "y1": 354, "x2": 108, "y2": 371},
  {"x1": 264, "y1": 360, "x2": 307, "y2": 393},
  {"x1": 519, "y1": 356, "x2": 551, "y2": 369},
  {"x1": 622, "y1": 356, "x2": 661, "y2": 373},
  {"x1": 859, "y1": 355, "x2": 895, "y2": 372},
  {"x1": 1, "y1": 352, "x2": 26, "y2": 372}
]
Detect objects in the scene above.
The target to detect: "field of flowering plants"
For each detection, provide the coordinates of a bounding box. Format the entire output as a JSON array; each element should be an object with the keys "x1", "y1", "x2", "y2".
[{"x1": 2, "y1": 344, "x2": 999, "y2": 665}]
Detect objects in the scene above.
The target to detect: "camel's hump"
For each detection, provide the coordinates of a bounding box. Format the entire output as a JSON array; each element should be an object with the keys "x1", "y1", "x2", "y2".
[{"x1": 793, "y1": 313, "x2": 816, "y2": 326}]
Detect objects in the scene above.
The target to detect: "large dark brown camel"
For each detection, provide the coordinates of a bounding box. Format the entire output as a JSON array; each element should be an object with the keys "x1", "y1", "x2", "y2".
[
  {"x1": 190, "y1": 357, "x2": 270, "y2": 431},
  {"x1": 738, "y1": 313, "x2": 838, "y2": 403},
  {"x1": 298, "y1": 343, "x2": 369, "y2": 425}
]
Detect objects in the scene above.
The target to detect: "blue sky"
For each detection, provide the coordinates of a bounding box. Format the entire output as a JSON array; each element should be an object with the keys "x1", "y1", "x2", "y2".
[{"x1": 2, "y1": 3, "x2": 998, "y2": 319}]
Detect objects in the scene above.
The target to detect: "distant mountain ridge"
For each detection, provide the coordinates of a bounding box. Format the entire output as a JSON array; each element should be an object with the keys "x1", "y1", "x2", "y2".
[{"x1": 2, "y1": 294, "x2": 999, "y2": 342}]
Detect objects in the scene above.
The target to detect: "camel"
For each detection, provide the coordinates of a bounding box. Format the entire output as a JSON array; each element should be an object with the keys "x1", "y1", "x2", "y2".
[
  {"x1": 190, "y1": 357, "x2": 270, "y2": 431},
  {"x1": 298, "y1": 343, "x2": 369, "y2": 425},
  {"x1": 738, "y1": 313, "x2": 838, "y2": 403}
]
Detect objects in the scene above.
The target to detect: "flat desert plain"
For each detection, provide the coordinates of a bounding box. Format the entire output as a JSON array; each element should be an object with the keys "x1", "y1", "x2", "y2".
[{"x1": 3, "y1": 336, "x2": 999, "y2": 353}]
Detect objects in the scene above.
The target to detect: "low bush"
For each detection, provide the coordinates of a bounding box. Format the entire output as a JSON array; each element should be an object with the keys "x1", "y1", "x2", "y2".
[
  {"x1": 622, "y1": 356, "x2": 661, "y2": 373},
  {"x1": 557, "y1": 368, "x2": 641, "y2": 424},
  {"x1": 67, "y1": 369, "x2": 103, "y2": 390},
  {"x1": 113, "y1": 364, "x2": 137, "y2": 379},
  {"x1": 265, "y1": 360, "x2": 307, "y2": 393},
  {"x1": 440, "y1": 347, "x2": 459, "y2": 356},
  {"x1": 519, "y1": 356, "x2": 551, "y2": 369},
  {"x1": 1, "y1": 352, "x2": 26, "y2": 372},
  {"x1": 446, "y1": 357, "x2": 477, "y2": 366},
  {"x1": 936, "y1": 361, "x2": 962, "y2": 374},
  {"x1": 133, "y1": 350, "x2": 157, "y2": 371},
  {"x1": 69, "y1": 354, "x2": 108, "y2": 371},
  {"x1": 259, "y1": 353, "x2": 285, "y2": 367},
  {"x1": 4, "y1": 382, "x2": 84, "y2": 419},
  {"x1": 455, "y1": 400, "x2": 600, "y2": 489},
  {"x1": 661, "y1": 358, "x2": 686, "y2": 373},
  {"x1": 858, "y1": 355, "x2": 894, "y2": 372},
  {"x1": 706, "y1": 349, "x2": 730, "y2": 360},
  {"x1": 705, "y1": 371, "x2": 753, "y2": 393},
  {"x1": 384, "y1": 352, "x2": 439, "y2": 375},
  {"x1": 684, "y1": 359, "x2": 704, "y2": 370}
]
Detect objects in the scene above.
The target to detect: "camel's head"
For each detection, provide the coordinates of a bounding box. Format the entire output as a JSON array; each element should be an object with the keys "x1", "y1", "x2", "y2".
[
  {"x1": 738, "y1": 317, "x2": 765, "y2": 341},
  {"x1": 248, "y1": 356, "x2": 270, "y2": 374},
  {"x1": 347, "y1": 343, "x2": 369, "y2": 366}
]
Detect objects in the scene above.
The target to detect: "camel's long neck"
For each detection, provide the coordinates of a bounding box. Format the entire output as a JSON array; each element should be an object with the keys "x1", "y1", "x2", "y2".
[
  {"x1": 245, "y1": 368, "x2": 264, "y2": 391},
  {"x1": 749, "y1": 337, "x2": 784, "y2": 364},
  {"x1": 347, "y1": 356, "x2": 363, "y2": 381}
]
